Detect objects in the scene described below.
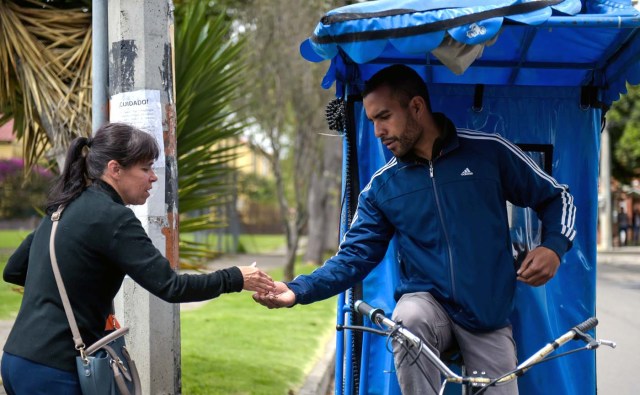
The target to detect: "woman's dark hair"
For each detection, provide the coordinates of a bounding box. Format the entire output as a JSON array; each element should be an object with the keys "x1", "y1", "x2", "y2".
[
  {"x1": 46, "y1": 123, "x2": 160, "y2": 213},
  {"x1": 362, "y1": 64, "x2": 432, "y2": 112}
]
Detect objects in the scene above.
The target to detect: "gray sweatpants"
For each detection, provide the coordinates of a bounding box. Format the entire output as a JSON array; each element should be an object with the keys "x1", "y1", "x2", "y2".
[{"x1": 392, "y1": 292, "x2": 519, "y2": 395}]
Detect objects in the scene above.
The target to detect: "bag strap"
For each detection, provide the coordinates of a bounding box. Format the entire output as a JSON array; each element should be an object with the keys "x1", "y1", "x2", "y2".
[
  {"x1": 85, "y1": 327, "x2": 129, "y2": 355},
  {"x1": 50, "y1": 207, "x2": 141, "y2": 394},
  {"x1": 109, "y1": 344, "x2": 142, "y2": 395},
  {"x1": 49, "y1": 205, "x2": 87, "y2": 356}
]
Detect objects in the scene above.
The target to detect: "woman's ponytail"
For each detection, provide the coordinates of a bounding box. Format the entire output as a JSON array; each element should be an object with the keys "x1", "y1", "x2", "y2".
[{"x1": 46, "y1": 136, "x2": 91, "y2": 213}]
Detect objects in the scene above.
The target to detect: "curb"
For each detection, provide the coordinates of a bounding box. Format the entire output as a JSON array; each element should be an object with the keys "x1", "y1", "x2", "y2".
[
  {"x1": 298, "y1": 333, "x2": 336, "y2": 395},
  {"x1": 597, "y1": 251, "x2": 640, "y2": 267}
]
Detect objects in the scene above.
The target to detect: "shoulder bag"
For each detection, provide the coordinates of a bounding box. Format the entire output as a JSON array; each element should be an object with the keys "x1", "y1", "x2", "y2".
[{"x1": 49, "y1": 205, "x2": 142, "y2": 395}]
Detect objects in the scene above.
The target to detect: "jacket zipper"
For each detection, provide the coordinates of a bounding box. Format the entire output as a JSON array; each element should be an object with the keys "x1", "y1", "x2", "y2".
[{"x1": 429, "y1": 160, "x2": 457, "y2": 302}]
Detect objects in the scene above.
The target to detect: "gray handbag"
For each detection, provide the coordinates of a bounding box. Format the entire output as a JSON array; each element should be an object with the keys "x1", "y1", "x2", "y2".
[{"x1": 50, "y1": 206, "x2": 142, "y2": 395}]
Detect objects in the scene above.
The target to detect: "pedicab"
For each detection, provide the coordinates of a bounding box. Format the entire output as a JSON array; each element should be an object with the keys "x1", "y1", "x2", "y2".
[{"x1": 298, "y1": 1, "x2": 640, "y2": 394}]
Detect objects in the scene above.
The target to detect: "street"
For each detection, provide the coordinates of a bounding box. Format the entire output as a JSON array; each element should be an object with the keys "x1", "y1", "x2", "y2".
[{"x1": 596, "y1": 261, "x2": 640, "y2": 395}]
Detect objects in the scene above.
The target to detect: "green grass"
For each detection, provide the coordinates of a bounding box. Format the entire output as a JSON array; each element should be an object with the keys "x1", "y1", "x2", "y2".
[
  {"x1": 181, "y1": 264, "x2": 337, "y2": 395},
  {"x1": 0, "y1": 229, "x2": 32, "y2": 249},
  {"x1": 181, "y1": 233, "x2": 286, "y2": 254},
  {"x1": 1, "y1": 230, "x2": 286, "y2": 254},
  {"x1": 0, "y1": 254, "x2": 24, "y2": 320},
  {"x1": 235, "y1": 234, "x2": 286, "y2": 254},
  {"x1": 0, "y1": 230, "x2": 33, "y2": 319}
]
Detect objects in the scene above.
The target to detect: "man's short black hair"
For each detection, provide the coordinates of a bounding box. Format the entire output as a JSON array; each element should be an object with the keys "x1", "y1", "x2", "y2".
[{"x1": 363, "y1": 64, "x2": 431, "y2": 112}]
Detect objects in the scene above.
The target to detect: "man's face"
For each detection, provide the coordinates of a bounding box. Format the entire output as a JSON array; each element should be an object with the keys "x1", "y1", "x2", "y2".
[{"x1": 363, "y1": 85, "x2": 423, "y2": 158}]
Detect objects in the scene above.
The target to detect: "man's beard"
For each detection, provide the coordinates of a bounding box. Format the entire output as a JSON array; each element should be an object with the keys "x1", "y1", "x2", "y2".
[{"x1": 392, "y1": 115, "x2": 423, "y2": 158}]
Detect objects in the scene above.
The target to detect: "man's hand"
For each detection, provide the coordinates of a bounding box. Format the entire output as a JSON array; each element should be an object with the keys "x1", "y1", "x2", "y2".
[
  {"x1": 516, "y1": 246, "x2": 560, "y2": 286},
  {"x1": 252, "y1": 281, "x2": 296, "y2": 308}
]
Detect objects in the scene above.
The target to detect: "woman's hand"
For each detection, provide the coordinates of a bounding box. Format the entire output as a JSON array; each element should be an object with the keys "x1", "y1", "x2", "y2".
[{"x1": 238, "y1": 263, "x2": 275, "y2": 293}]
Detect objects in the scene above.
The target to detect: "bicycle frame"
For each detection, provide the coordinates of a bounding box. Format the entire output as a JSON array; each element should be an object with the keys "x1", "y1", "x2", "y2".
[{"x1": 337, "y1": 300, "x2": 616, "y2": 395}]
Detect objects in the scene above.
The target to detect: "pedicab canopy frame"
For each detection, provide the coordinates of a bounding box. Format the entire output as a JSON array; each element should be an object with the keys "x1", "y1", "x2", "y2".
[{"x1": 299, "y1": 1, "x2": 640, "y2": 394}]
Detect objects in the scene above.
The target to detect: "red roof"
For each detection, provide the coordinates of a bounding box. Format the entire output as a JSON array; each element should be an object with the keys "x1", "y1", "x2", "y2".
[{"x1": 0, "y1": 119, "x2": 15, "y2": 142}]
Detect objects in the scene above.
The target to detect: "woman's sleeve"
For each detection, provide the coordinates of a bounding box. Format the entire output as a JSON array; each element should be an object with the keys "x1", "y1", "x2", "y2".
[
  {"x1": 3, "y1": 232, "x2": 35, "y2": 286},
  {"x1": 107, "y1": 214, "x2": 244, "y2": 303}
]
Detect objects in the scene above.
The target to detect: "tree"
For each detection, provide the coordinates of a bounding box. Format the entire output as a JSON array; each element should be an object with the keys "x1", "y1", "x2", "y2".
[
  {"x1": 236, "y1": 0, "x2": 340, "y2": 280},
  {"x1": 607, "y1": 84, "x2": 640, "y2": 182},
  {"x1": 304, "y1": 134, "x2": 342, "y2": 266},
  {"x1": 0, "y1": 0, "x2": 92, "y2": 170},
  {"x1": 174, "y1": 1, "x2": 248, "y2": 265},
  {"x1": 0, "y1": 158, "x2": 53, "y2": 219},
  {"x1": 0, "y1": 0, "x2": 248, "y2": 266}
]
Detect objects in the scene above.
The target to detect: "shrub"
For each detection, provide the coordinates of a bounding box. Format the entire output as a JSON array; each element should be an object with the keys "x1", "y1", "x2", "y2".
[{"x1": 0, "y1": 158, "x2": 53, "y2": 219}]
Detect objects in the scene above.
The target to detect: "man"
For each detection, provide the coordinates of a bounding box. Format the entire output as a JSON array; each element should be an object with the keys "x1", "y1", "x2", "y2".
[
  {"x1": 633, "y1": 208, "x2": 640, "y2": 245},
  {"x1": 617, "y1": 207, "x2": 629, "y2": 246},
  {"x1": 253, "y1": 64, "x2": 576, "y2": 394}
]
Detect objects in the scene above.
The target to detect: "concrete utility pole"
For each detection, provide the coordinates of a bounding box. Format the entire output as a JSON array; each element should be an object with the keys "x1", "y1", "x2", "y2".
[
  {"x1": 600, "y1": 120, "x2": 613, "y2": 250},
  {"x1": 107, "y1": 1, "x2": 180, "y2": 393}
]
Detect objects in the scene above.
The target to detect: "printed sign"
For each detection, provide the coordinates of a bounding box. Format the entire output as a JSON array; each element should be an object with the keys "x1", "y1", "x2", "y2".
[{"x1": 110, "y1": 90, "x2": 165, "y2": 168}]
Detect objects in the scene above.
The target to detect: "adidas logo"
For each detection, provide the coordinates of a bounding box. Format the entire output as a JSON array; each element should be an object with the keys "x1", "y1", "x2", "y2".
[{"x1": 461, "y1": 168, "x2": 473, "y2": 176}]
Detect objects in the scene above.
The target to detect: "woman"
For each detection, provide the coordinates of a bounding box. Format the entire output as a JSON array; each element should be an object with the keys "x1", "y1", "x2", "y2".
[{"x1": 1, "y1": 123, "x2": 274, "y2": 394}]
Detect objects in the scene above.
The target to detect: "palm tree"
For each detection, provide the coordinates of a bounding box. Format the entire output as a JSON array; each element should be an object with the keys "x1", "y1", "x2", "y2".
[
  {"x1": 174, "y1": 2, "x2": 247, "y2": 264},
  {"x1": 0, "y1": 0, "x2": 92, "y2": 170},
  {"x1": 0, "y1": 0, "x2": 247, "y2": 265}
]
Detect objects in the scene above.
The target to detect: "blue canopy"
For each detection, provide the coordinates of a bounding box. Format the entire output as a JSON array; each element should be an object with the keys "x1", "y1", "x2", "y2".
[
  {"x1": 301, "y1": 0, "x2": 640, "y2": 105},
  {"x1": 299, "y1": 1, "x2": 640, "y2": 395}
]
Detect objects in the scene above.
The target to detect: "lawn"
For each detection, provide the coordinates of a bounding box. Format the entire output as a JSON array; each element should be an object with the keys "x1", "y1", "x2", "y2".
[
  {"x1": 181, "y1": 265, "x2": 336, "y2": 395},
  {"x1": 0, "y1": 229, "x2": 30, "y2": 319},
  {"x1": 235, "y1": 233, "x2": 286, "y2": 254},
  {"x1": 181, "y1": 233, "x2": 286, "y2": 254},
  {"x1": 0, "y1": 253, "x2": 23, "y2": 320},
  {"x1": 0, "y1": 229, "x2": 32, "y2": 249}
]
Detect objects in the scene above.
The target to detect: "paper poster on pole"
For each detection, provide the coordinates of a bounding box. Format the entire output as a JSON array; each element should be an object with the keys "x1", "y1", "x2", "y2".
[{"x1": 109, "y1": 90, "x2": 165, "y2": 167}]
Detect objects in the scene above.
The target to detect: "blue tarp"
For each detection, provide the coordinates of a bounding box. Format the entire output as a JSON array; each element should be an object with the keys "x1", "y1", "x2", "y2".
[
  {"x1": 301, "y1": 0, "x2": 640, "y2": 105},
  {"x1": 299, "y1": 1, "x2": 640, "y2": 394}
]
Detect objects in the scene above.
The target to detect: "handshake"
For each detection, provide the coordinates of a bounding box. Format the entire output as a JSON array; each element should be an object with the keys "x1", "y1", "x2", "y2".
[{"x1": 239, "y1": 262, "x2": 296, "y2": 308}]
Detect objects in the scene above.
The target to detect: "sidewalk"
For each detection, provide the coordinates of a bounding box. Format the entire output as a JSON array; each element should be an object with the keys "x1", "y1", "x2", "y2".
[{"x1": 596, "y1": 245, "x2": 640, "y2": 266}]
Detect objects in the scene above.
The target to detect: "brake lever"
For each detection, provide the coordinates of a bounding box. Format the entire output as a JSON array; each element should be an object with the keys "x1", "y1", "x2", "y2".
[
  {"x1": 573, "y1": 327, "x2": 617, "y2": 350},
  {"x1": 592, "y1": 339, "x2": 617, "y2": 349}
]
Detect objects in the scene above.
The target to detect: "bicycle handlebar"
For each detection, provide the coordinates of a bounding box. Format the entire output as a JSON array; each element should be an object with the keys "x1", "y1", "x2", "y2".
[
  {"x1": 515, "y1": 316, "x2": 599, "y2": 372},
  {"x1": 350, "y1": 299, "x2": 615, "y2": 391},
  {"x1": 353, "y1": 300, "x2": 462, "y2": 378},
  {"x1": 573, "y1": 316, "x2": 598, "y2": 333},
  {"x1": 354, "y1": 300, "x2": 384, "y2": 323}
]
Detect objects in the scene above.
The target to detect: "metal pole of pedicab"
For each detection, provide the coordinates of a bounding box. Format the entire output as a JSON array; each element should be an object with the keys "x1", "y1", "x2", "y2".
[
  {"x1": 108, "y1": 1, "x2": 181, "y2": 393},
  {"x1": 600, "y1": 119, "x2": 613, "y2": 250}
]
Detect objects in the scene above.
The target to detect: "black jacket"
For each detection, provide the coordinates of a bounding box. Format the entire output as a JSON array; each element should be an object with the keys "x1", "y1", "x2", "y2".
[{"x1": 3, "y1": 180, "x2": 243, "y2": 371}]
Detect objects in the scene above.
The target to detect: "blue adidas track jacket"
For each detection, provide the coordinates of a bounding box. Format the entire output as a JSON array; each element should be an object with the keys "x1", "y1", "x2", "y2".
[{"x1": 288, "y1": 114, "x2": 576, "y2": 331}]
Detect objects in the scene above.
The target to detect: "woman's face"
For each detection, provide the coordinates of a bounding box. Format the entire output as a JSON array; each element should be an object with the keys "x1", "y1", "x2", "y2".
[{"x1": 114, "y1": 159, "x2": 158, "y2": 205}]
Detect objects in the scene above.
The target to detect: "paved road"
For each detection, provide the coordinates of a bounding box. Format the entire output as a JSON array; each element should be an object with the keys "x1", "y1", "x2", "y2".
[{"x1": 595, "y1": 260, "x2": 640, "y2": 395}]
